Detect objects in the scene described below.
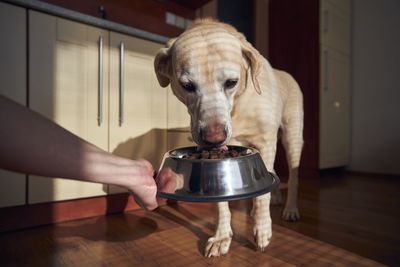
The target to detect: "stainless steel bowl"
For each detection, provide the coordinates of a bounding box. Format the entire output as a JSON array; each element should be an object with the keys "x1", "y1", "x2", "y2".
[{"x1": 156, "y1": 146, "x2": 279, "y2": 202}]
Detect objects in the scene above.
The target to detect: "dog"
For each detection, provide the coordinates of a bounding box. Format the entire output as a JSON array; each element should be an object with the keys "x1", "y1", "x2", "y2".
[{"x1": 154, "y1": 18, "x2": 304, "y2": 257}]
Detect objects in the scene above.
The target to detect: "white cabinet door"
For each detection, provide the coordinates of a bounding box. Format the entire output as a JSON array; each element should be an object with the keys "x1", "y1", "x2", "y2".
[
  {"x1": 0, "y1": 2, "x2": 27, "y2": 208},
  {"x1": 319, "y1": 0, "x2": 350, "y2": 169},
  {"x1": 109, "y1": 32, "x2": 166, "y2": 193},
  {"x1": 320, "y1": 0, "x2": 350, "y2": 54},
  {"x1": 28, "y1": 11, "x2": 109, "y2": 203},
  {"x1": 319, "y1": 45, "x2": 350, "y2": 168}
]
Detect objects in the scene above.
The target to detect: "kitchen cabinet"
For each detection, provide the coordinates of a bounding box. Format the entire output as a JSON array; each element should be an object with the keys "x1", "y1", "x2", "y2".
[
  {"x1": 0, "y1": 2, "x2": 27, "y2": 208},
  {"x1": 29, "y1": 11, "x2": 167, "y2": 199},
  {"x1": 108, "y1": 32, "x2": 167, "y2": 193},
  {"x1": 319, "y1": 0, "x2": 350, "y2": 168},
  {"x1": 28, "y1": 11, "x2": 109, "y2": 203},
  {"x1": 107, "y1": 32, "x2": 196, "y2": 192},
  {"x1": 270, "y1": 0, "x2": 351, "y2": 176},
  {"x1": 320, "y1": 0, "x2": 350, "y2": 53},
  {"x1": 1, "y1": 4, "x2": 188, "y2": 206},
  {"x1": 319, "y1": 45, "x2": 350, "y2": 168}
]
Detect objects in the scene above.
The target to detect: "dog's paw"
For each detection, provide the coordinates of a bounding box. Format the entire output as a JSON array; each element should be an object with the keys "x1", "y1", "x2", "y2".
[
  {"x1": 204, "y1": 231, "x2": 233, "y2": 257},
  {"x1": 270, "y1": 189, "x2": 283, "y2": 205},
  {"x1": 253, "y1": 224, "x2": 272, "y2": 251},
  {"x1": 282, "y1": 207, "x2": 300, "y2": 221}
]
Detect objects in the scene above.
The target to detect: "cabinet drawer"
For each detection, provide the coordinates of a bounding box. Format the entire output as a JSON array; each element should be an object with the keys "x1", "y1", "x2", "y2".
[{"x1": 319, "y1": 45, "x2": 350, "y2": 168}]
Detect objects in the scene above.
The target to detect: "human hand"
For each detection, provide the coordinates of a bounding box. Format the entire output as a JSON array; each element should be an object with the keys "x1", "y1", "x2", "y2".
[
  {"x1": 155, "y1": 167, "x2": 183, "y2": 206},
  {"x1": 126, "y1": 160, "x2": 158, "y2": 210},
  {"x1": 127, "y1": 161, "x2": 183, "y2": 210}
]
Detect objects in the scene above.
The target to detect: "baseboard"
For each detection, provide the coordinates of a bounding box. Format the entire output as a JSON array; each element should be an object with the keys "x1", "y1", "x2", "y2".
[
  {"x1": 346, "y1": 170, "x2": 400, "y2": 179},
  {"x1": 0, "y1": 193, "x2": 140, "y2": 232}
]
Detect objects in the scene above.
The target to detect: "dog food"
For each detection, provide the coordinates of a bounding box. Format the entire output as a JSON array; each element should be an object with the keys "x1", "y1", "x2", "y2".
[{"x1": 182, "y1": 148, "x2": 250, "y2": 160}]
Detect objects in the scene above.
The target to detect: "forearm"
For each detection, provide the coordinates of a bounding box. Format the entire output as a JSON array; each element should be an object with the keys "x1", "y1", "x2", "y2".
[{"x1": 0, "y1": 95, "x2": 134, "y2": 187}]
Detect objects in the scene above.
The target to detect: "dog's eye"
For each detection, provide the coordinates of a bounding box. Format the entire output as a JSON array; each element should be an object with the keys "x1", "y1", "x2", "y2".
[
  {"x1": 181, "y1": 81, "x2": 196, "y2": 92},
  {"x1": 224, "y1": 79, "x2": 238, "y2": 89}
]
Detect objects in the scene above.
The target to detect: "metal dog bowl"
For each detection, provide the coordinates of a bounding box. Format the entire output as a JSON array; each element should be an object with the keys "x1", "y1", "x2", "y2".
[{"x1": 156, "y1": 146, "x2": 279, "y2": 202}]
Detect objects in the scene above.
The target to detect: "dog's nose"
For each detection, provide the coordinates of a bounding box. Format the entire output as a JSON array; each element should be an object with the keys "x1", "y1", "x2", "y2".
[{"x1": 200, "y1": 123, "x2": 227, "y2": 146}]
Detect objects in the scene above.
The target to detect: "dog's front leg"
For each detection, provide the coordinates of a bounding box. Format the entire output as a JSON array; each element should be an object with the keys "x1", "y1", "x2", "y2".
[
  {"x1": 205, "y1": 201, "x2": 232, "y2": 257},
  {"x1": 250, "y1": 136, "x2": 276, "y2": 251},
  {"x1": 251, "y1": 193, "x2": 272, "y2": 251}
]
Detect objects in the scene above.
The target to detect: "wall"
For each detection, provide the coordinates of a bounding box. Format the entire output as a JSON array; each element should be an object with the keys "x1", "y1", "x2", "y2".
[
  {"x1": 254, "y1": 0, "x2": 269, "y2": 58},
  {"x1": 218, "y1": 0, "x2": 254, "y2": 44},
  {"x1": 197, "y1": 0, "x2": 269, "y2": 58},
  {"x1": 196, "y1": 0, "x2": 217, "y2": 18},
  {"x1": 41, "y1": 0, "x2": 196, "y2": 37},
  {"x1": 269, "y1": 0, "x2": 320, "y2": 178},
  {"x1": 350, "y1": 0, "x2": 400, "y2": 174}
]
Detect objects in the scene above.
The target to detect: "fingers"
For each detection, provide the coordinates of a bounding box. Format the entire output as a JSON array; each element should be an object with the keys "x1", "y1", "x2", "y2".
[
  {"x1": 156, "y1": 167, "x2": 180, "y2": 193},
  {"x1": 155, "y1": 167, "x2": 180, "y2": 207},
  {"x1": 129, "y1": 160, "x2": 158, "y2": 210},
  {"x1": 130, "y1": 162, "x2": 182, "y2": 211},
  {"x1": 134, "y1": 194, "x2": 158, "y2": 211},
  {"x1": 131, "y1": 181, "x2": 159, "y2": 211}
]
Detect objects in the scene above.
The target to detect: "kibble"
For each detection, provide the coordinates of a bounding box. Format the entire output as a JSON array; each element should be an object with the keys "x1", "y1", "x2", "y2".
[{"x1": 182, "y1": 148, "x2": 251, "y2": 160}]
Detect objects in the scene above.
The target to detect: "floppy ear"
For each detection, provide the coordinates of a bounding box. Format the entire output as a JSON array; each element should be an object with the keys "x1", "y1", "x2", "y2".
[
  {"x1": 239, "y1": 36, "x2": 263, "y2": 94},
  {"x1": 154, "y1": 38, "x2": 176, "y2": 87}
]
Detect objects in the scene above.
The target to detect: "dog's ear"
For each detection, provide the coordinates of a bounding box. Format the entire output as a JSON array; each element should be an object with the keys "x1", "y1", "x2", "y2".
[
  {"x1": 239, "y1": 37, "x2": 263, "y2": 94},
  {"x1": 154, "y1": 38, "x2": 176, "y2": 87}
]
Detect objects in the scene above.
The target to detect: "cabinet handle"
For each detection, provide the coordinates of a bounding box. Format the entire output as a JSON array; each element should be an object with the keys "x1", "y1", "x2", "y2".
[
  {"x1": 323, "y1": 49, "x2": 328, "y2": 91},
  {"x1": 323, "y1": 9, "x2": 329, "y2": 33},
  {"x1": 119, "y1": 42, "x2": 125, "y2": 126},
  {"x1": 98, "y1": 35, "x2": 104, "y2": 126}
]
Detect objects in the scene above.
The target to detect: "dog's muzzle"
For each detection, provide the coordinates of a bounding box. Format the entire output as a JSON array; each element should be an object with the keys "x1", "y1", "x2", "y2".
[{"x1": 200, "y1": 122, "x2": 227, "y2": 147}]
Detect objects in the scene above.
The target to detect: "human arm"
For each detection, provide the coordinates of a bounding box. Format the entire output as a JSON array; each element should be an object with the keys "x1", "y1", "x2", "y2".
[{"x1": 0, "y1": 95, "x2": 165, "y2": 210}]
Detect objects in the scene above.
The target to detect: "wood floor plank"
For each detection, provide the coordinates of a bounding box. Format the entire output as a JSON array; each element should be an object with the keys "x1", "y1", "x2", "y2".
[{"x1": 0, "y1": 172, "x2": 398, "y2": 266}]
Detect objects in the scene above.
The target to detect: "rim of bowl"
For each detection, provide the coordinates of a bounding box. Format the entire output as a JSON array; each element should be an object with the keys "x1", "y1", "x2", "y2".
[{"x1": 166, "y1": 145, "x2": 260, "y2": 161}]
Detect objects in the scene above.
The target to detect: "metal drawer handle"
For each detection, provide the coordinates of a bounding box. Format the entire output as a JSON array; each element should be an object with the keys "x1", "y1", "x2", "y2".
[
  {"x1": 323, "y1": 9, "x2": 329, "y2": 33},
  {"x1": 119, "y1": 42, "x2": 125, "y2": 126},
  {"x1": 98, "y1": 35, "x2": 104, "y2": 126},
  {"x1": 323, "y1": 49, "x2": 328, "y2": 91}
]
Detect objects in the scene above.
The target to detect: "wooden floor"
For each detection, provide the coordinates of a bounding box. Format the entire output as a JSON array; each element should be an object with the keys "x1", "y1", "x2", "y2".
[
  {"x1": 271, "y1": 172, "x2": 400, "y2": 266},
  {"x1": 0, "y1": 172, "x2": 399, "y2": 266}
]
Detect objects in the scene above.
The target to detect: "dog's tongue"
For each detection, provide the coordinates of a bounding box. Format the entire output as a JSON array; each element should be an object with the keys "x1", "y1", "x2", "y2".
[{"x1": 217, "y1": 145, "x2": 228, "y2": 151}]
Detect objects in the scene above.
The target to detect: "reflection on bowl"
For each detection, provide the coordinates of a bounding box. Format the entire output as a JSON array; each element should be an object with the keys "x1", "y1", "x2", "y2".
[{"x1": 156, "y1": 146, "x2": 279, "y2": 202}]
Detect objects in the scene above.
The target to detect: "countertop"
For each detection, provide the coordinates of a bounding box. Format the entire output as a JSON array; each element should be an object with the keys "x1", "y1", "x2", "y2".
[{"x1": 3, "y1": 0, "x2": 169, "y2": 44}]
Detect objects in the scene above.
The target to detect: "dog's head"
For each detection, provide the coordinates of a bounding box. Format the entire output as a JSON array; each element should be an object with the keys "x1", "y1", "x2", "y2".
[{"x1": 154, "y1": 19, "x2": 262, "y2": 148}]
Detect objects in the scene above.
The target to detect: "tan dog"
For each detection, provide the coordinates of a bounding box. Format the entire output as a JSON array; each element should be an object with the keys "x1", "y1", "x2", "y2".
[{"x1": 154, "y1": 19, "x2": 303, "y2": 257}]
